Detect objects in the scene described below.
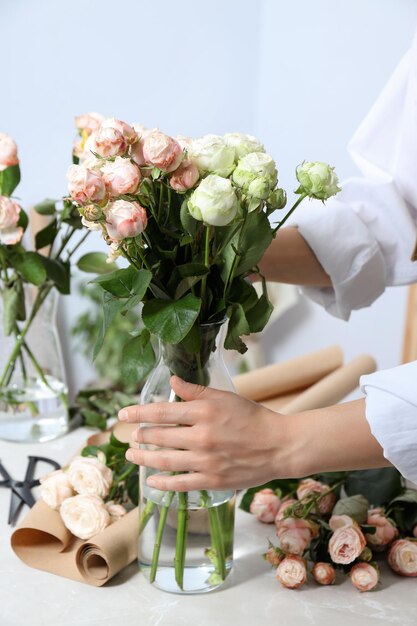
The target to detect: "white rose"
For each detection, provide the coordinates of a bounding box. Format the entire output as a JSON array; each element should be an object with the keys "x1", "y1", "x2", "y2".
[
  {"x1": 189, "y1": 134, "x2": 235, "y2": 177},
  {"x1": 39, "y1": 470, "x2": 74, "y2": 511},
  {"x1": 296, "y1": 161, "x2": 340, "y2": 200},
  {"x1": 0, "y1": 133, "x2": 19, "y2": 171},
  {"x1": 188, "y1": 174, "x2": 239, "y2": 226},
  {"x1": 60, "y1": 494, "x2": 110, "y2": 540},
  {"x1": 224, "y1": 132, "x2": 264, "y2": 160},
  {"x1": 105, "y1": 501, "x2": 127, "y2": 522},
  {"x1": 232, "y1": 152, "x2": 277, "y2": 193},
  {"x1": 68, "y1": 455, "x2": 113, "y2": 498}
]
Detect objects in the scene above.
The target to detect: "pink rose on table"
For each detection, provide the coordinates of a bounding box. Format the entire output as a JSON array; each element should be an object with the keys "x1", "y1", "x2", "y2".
[
  {"x1": 349, "y1": 562, "x2": 379, "y2": 592},
  {"x1": 39, "y1": 470, "x2": 74, "y2": 511},
  {"x1": 275, "y1": 555, "x2": 307, "y2": 589},
  {"x1": 275, "y1": 498, "x2": 298, "y2": 522},
  {"x1": 0, "y1": 133, "x2": 19, "y2": 171},
  {"x1": 365, "y1": 508, "x2": 398, "y2": 551},
  {"x1": 296, "y1": 478, "x2": 336, "y2": 515},
  {"x1": 87, "y1": 126, "x2": 127, "y2": 158},
  {"x1": 75, "y1": 112, "x2": 104, "y2": 135},
  {"x1": 276, "y1": 516, "x2": 317, "y2": 555},
  {"x1": 388, "y1": 539, "x2": 417, "y2": 576},
  {"x1": 328, "y1": 522, "x2": 366, "y2": 565},
  {"x1": 105, "y1": 501, "x2": 127, "y2": 522},
  {"x1": 170, "y1": 160, "x2": 199, "y2": 192},
  {"x1": 312, "y1": 562, "x2": 336, "y2": 585},
  {"x1": 105, "y1": 199, "x2": 147, "y2": 241},
  {"x1": 143, "y1": 131, "x2": 183, "y2": 172},
  {"x1": 249, "y1": 488, "x2": 280, "y2": 523},
  {"x1": 68, "y1": 455, "x2": 113, "y2": 499},
  {"x1": 67, "y1": 165, "x2": 107, "y2": 205},
  {"x1": 0, "y1": 196, "x2": 23, "y2": 245},
  {"x1": 263, "y1": 545, "x2": 284, "y2": 567},
  {"x1": 102, "y1": 117, "x2": 137, "y2": 144},
  {"x1": 60, "y1": 494, "x2": 110, "y2": 540},
  {"x1": 102, "y1": 156, "x2": 141, "y2": 196}
]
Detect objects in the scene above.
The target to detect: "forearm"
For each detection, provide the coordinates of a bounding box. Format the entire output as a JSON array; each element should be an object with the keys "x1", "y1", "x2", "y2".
[
  {"x1": 282, "y1": 398, "x2": 391, "y2": 478},
  {"x1": 258, "y1": 226, "x2": 332, "y2": 287}
]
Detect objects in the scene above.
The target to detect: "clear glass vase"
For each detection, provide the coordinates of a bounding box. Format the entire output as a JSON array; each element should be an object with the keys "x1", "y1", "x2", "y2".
[
  {"x1": 0, "y1": 284, "x2": 69, "y2": 443},
  {"x1": 138, "y1": 322, "x2": 236, "y2": 594}
]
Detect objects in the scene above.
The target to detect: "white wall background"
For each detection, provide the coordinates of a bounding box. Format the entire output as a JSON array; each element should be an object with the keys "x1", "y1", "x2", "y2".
[{"x1": 1, "y1": 0, "x2": 416, "y2": 394}]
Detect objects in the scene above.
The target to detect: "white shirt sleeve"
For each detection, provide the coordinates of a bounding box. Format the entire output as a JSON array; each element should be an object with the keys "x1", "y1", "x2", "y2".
[
  {"x1": 361, "y1": 362, "x2": 417, "y2": 483},
  {"x1": 293, "y1": 33, "x2": 417, "y2": 321}
]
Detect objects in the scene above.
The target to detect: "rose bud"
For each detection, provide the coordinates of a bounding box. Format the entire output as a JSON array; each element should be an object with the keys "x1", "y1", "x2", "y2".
[
  {"x1": 275, "y1": 498, "x2": 298, "y2": 522},
  {"x1": 328, "y1": 523, "x2": 366, "y2": 565},
  {"x1": 102, "y1": 156, "x2": 141, "y2": 196},
  {"x1": 263, "y1": 546, "x2": 285, "y2": 568},
  {"x1": 105, "y1": 501, "x2": 127, "y2": 523},
  {"x1": 68, "y1": 455, "x2": 113, "y2": 499},
  {"x1": 39, "y1": 470, "x2": 74, "y2": 511},
  {"x1": 349, "y1": 562, "x2": 380, "y2": 592},
  {"x1": 102, "y1": 117, "x2": 137, "y2": 144},
  {"x1": 359, "y1": 546, "x2": 373, "y2": 562},
  {"x1": 312, "y1": 562, "x2": 336, "y2": 585},
  {"x1": 0, "y1": 132, "x2": 19, "y2": 171},
  {"x1": 82, "y1": 204, "x2": 103, "y2": 222},
  {"x1": 170, "y1": 160, "x2": 199, "y2": 192},
  {"x1": 296, "y1": 161, "x2": 340, "y2": 200},
  {"x1": 104, "y1": 199, "x2": 147, "y2": 241},
  {"x1": 60, "y1": 494, "x2": 110, "y2": 540},
  {"x1": 249, "y1": 488, "x2": 281, "y2": 523},
  {"x1": 67, "y1": 165, "x2": 107, "y2": 206},
  {"x1": 276, "y1": 516, "x2": 318, "y2": 556},
  {"x1": 275, "y1": 555, "x2": 307, "y2": 590},
  {"x1": 0, "y1": 196, "x2": 23, "y2": 245},
  {"x1": 365, "y1": 508, "x2": 398, "y2": 551},
  {"x1": 388, "y1": 539, "x2": 417, "y2": 577},
  {"x1": 75, "y1": 112, "x2": 104, "y2": 135},
  {"x1": 88, "y1": 126, "x2": 127, "y2": 158},
  {"x1": 143, "y1": 131, "x2": 183, "y2": 173},
  {"x1": 296, "y1": 478, "x2": 337, "y2": 515}
]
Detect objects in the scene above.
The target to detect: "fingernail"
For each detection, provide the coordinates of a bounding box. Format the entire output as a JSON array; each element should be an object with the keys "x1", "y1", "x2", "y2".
[
  {"x1": 125, "y1": 449, "x2": 135, "y2": 462},
  {"x1": 147, "y1": 476, "x2": 156, "y2": 486},
  {"x1": 119, "y1": 409, "x2": 128, "y2": 421}
]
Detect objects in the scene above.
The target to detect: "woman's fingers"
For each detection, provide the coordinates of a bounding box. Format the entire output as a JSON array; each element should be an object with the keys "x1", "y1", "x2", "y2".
[
  {"x1": 146, "y1": 470, "x2": 222, "y2": 493},
  {"x1": 118, "y1": 400, "x2": 197, "y2": 425},
  {"x1": 125, "y1": 448, "x2": 200, "y2": 473},
  {"x1": 133, "y1": 425, "x2": 194, "y2": 450}
]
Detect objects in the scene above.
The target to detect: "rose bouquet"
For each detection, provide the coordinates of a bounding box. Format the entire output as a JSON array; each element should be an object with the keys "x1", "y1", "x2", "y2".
[
  {"x1": 243, "y1": 467, "x2": 417, "y2": 592},
  {"x1": 67, "y1": 113, "x2": 340, "y2": 592}
]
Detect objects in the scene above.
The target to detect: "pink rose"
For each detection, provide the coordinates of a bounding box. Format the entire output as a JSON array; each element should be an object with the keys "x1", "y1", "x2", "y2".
[
  {"x1": 0, "y1": 196, "x2": 23, "y2": 245},
  {"x1": 129, "y1": 126, "x2": 157, "y2": 168},
  {"x1": 276, "y1": 516, "x2": 317, "y2": 555},
  {"x1": 328, "y1": 523, "x2": 366, "y2": 565},
  {"x1": 75, "y1": 112, "x2": 104, "y2": 135},
  {"x1": 312, "y1": 562, "x2": 336, "y2": 585},
  {"x1": 101, "y1": 118, "x2": 137, "y2": 144},
  {"x1": 249, "y1": 488, "x2": 281, "y2": 523},
  {"x1": 170, "y1": 160, "x2": 199, "y2": 192},
  {"x1": 105, "y1": 501, "x2": 127, "y2": 522},
  {"x1": 329, "y1": 514, "x2": 355, "y2": 531},
  {"x1": 60, "y1": 494, "x2": 110, "y2": 540},
  {"x1": 104, "y1": 199, "x2": 147, "y2": 241},
  {"x1": 388, "y1": 539, "x2": 417, "y2": 577},
  {"x1": 68, "y1": 455, "x2": 113, "y2": 499},
  {"x1": 143, "y1": 131, "x2": 183, "y2": 172},
  {"x1": 275, "y1": 555, "x2": 307, "y2": 589},
  {"x1": 365, "y1": 508, "x2": 398, "y2": 551},
  {"x1": 263, "y1": 545, "x2": 284, "y2": 567},
  {"x1": 296, "y1": 478, "x2": 336, "y2": 515},
  {"x1": 275, "y1": 498, "x2": 298, "y2": 522},
  {"x1": 39, "y1": 470, "x2": 74, "y2": 511},
  {"x1": 0, "y1": 133, "x2": 19, "y2": 171},
  {"x1": 88, "y1": 126, "x2": 127, "y2": 158},
  {"x1": 349, "y1": 562, "x2": 379, "y2": 592},
  {"x1": 67, "y1": 165, "x2": 107, "y2": 206},
  {"x1": 102, "y1": 156, "x2": 141, "y2": 196}
]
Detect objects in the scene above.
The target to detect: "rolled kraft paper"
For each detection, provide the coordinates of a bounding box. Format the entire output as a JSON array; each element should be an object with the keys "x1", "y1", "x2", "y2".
[
  {"x1": 279, "y1": 354, "x2": 377, "y2": 415},
  {"x1": 86, "y1": 421, "x2": 136, "y2": 447},
  {"x1": 11, "y1": 500, "x2": 139, "y2": 586},
  {"x1": 233, "y1": 345, "x2": 344, "y2": 402}
]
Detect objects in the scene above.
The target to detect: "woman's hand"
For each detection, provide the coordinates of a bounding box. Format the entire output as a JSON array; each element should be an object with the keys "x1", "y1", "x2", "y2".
[{"x1": 119, "y1": 376, "x2": 297, "y2": 492}]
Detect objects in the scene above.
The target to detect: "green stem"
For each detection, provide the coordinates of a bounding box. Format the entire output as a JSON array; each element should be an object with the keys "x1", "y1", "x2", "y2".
[
  {"x1": 272, "y1": 193, "x2": 307, "y2": 234},
  {"x1": 200, "y1": 225, "x2": 211, "y2": 318},
  {"x1": 223, "y1": 212, "x2": 249, "y2": 301},
  {"x1": 150, "y1": 491, "x2": 175, "y2": 583},
  {"x1": 53, "y1": 225, "x2": 76, "y2": 259},
  {"x1": 65, "y1": 230, "x2": 90, "y2": 261},
  {"x1": 139, "y1": 500, "x2": 156, "y2": 533},
  {"x1": 175, "y1": 491, "x2": 189, "y2": 590},
  {"x1": 201, "y1": 490, "x2": 226, "y2": 580}
]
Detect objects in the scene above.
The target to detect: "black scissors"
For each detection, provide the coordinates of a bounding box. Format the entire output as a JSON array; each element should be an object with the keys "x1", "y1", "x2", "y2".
[{"x1": 0, "y1": 456, "x2": 61, "y2": 525}]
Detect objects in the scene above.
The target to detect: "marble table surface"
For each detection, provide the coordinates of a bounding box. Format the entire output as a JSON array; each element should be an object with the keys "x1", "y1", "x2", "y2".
[{"x1": 1, "y1": 427, "x2": 416, "y2": 626}]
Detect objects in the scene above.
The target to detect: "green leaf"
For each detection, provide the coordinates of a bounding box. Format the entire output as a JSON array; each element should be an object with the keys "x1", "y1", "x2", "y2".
[
  {"x1": 34, "y1": 198, "x2": 57, "y2": 215},
  {"x1": 17, "y1": 208, "x2": 29, "y2": 232},
  {"x1": 239, "y1": 479, "x2": 299, "y2": 513},
  {"x1": 0, "y1": 164, "x2": 20, "y2": 196},
  {"x1": 77, "y1": 252, "x2": 117, "y2": 274},
  {"x1": 180, "y1": 199, "x2": 198, "y2": 236},
  {"x1": 142, "y1": 294, "x2": 201, "y2": 344},
  {"x1": 91, "y1": 267, "x2": 151, "y2": 299},
  {"x1": 389, "y1": 489, "x2": 417, "y2": 507},
  {"x1": 245, "y1": 294, "x2": 273, "y2": 333},
  {"x1": 224, "y1": 303, "x2": 250, "y2": 354},
  {"x1": 10, "y1": 252, "x2": 47, "y2": 286},
  {"x1": 1, "y1": 286, "x2": 19, "y2": 336},
  {"x1": 332, "y1": 495, "x2": 369, "y2": 524},
  {"x1": 94, "y1": 292, "x2": 127, "y2": 359},
  {"x1": 179, "y1": 322, "x2": 202, "y2": 354},
  {"x1": 121, "y1": 329, "x2": 156, "y2": 386},
  {"x1": 40, "y1": 257, "x2": 70, "y2": 294},
  {"x1": 344, "y1": 468, "x2": 402, "y2": 506},
  {"x1": 80, "y1": 409, "x2": 107, "y2": 430},
  {"x1": 35, "y1": 219, "x2": 58, "y2": 250}
]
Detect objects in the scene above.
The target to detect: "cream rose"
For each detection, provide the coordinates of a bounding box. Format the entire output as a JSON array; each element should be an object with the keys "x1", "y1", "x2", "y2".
[
  {"x1": 365, "y1": 508, "x2": 398, "y2": 551},
  {"x1": 296, "y1": 161, "x2": 340, "y2": 200},
  {"x1": 67, "y1": 165, "x2": 107, "y2": 206},
  {"x1": 105, "y1": 501, "x2": 127, "y2": 522},
  {"x1": 169, "y1": 160, "x2": 199, "y2": 192},
  {"x1": 275, "y1": 555, "x2": 307, "y2": 589},
  {"x1": 60, "y1": 494, "x2": 110, "y2": 540},
  {"x1": 102, "y1": 156, "x2": 141, "y2": 196},
  {"x1": 232, "y1": 152, "x2": 277, "y2": 197},
  {"x1": 312, "y1": 562, "x2": 336, "y2": 585},
  {"x1": 249, "y1": 488, "x2": 281, "y2": 523},
  {"x1": 189, "y1": 134, "x2": 235, "y2": 177},
  {"x1": 224, "y1": 132, "x2": 265, "y2": 160},
  {"x1": 87, "y1": 126, "x2": 127, "y2": 158},
  {"x1": 39, "y1": 470, "x2": 74, "y2": 511},
  {"x1": 142, "y1": 131, "x2": 183, "y2": 173},
  {"x1": 188, "y1": 174, "x2": 239, "y2": 226},
  {"x1": 349, "y1": 562, "x2": 379, "y2": 592},
  {"x1": 388, "y1": 539, "x2": 417, "y2": 576},
  {"x1": 0, "y1": 196, "x2": 23, "y2": 245},
  {"x1": 104, "y1": 199, "x2": 147, "y2": 241},
  {"x1": 328, "y1": 524, "x2": 366, "y2": 565},
  {"x1": 68, "y1": 455, "x2": 113, "y2": 498},
  {"x1": 75, "y1": 112, "x2": 104, "y2": 135},
  {"x1": 276, "y1": 517, "x2": 317, "y2": 556},
  {"x1": 101, "y1": 118, "x2": 137, "y2": 144},
  {"x1": 296, "y1": 478, "x2": 337, "y2": 515},
  {"x1": 0, "y1": 133, "x2": 19, "y2": 171}
]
